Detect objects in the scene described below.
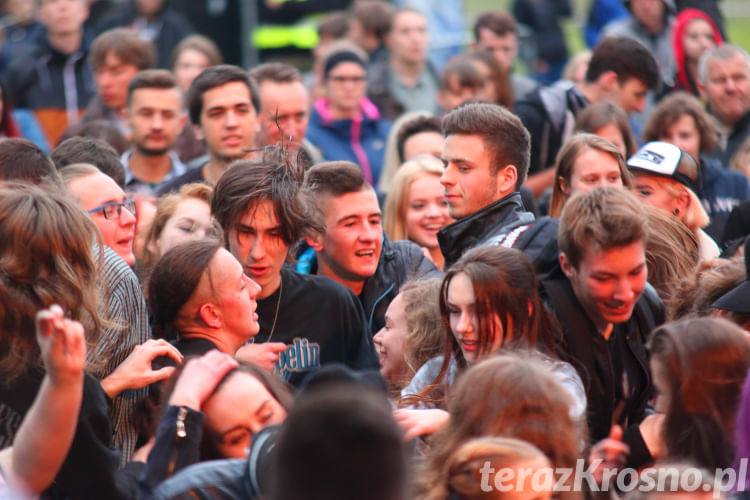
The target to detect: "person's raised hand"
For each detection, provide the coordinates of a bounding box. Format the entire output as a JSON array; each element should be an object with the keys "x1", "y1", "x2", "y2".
[
  {"x1": 168, "y1": 350, "x2": 238, "y2": 410},
  {"x1": 35, "y1": 305, "x2": 86, "y2": 387},
  {"x1": 101, "y1": 339, "x2": 183, "y2": 398},
  {"x1": 235, "y1": 342, "x2": 287, "y2": 372},
  {"x1": 588, "y1": 425, "x2": 629, "y2": 485},
  {"x1": 393, "y1": 408, "x2": 450, "y2": 441}
]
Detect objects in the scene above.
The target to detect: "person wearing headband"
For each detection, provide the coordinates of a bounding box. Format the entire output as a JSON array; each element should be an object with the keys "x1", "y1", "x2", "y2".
[{"x1": 306, "y1": 44, "x2": 391, "y2": 189}]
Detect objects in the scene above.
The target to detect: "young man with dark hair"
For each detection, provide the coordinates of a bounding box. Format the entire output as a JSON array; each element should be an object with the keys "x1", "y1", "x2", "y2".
[
  {"x1": 52, "y1": 136, "x2": 126, "y2": 187},
  {"x1": 211, "y1": 152, "x2": 379, "y2": 384},
  {"x1": 249, "y1": 62, "x2": 321, "y2": 164},
  {"x1": 300, "y1": 160, "x2": 438, "y2": 332},
  {"x1": 543, "y1": 187, "x2": 664, "y2": 449},
  {"x1": 82, "y1": 28, "x2": 157, "y2": 133},
  {"x1": 473, "y1": 10, "x2": 537, "y2": 100},
  {"x1": 515, "y1": 36, "x2": 660, "y2": 196},
  {"x1": 156, "y1": 65, "x2": 261, "y2": 195},
  {"x1": 437, "y1": 101, "x2": 544, "y2": 268},
  {"x1": 4, "y1": 0, "x2": 94, "y2": 147},
  {"x1": 121, "y1": 69, "x2": 187, "y2": 195}
]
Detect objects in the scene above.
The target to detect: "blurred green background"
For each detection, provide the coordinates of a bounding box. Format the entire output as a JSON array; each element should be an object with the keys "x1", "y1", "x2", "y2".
[{"x1": 463, "y1": 0, "x2": 750, "y2": 57}]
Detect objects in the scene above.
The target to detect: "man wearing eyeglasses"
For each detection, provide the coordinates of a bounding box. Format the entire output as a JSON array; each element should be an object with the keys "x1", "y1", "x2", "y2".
[
  {"x1": 62, "y1": 164, "x2": 137, "y2": 267},
  {"x1": 306, "y1": 47, "x2": 390, "y2": 187}
]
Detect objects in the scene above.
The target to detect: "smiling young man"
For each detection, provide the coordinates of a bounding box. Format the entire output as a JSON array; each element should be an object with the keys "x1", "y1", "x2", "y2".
[
  {"x1": 211, "y1": 154, "x2": 379, "y2": 385},
  {"x1": 156, "y1": 65, "x2": 261, "y2": 195},
  {"x1": 300, "y1": 161, "x2": 438, "y2": 333},
  {"x1": 542, "y1": 187, "x2": 664, "y2": 448}
]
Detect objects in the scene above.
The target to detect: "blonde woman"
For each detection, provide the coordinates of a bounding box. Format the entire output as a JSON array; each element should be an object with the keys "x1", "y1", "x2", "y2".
[
  {"x1": 627, "y1": 141, "x2": 719, "y2": 260},
  {"x1": 383, "y1": 155, "x2": 452, "y2": 270}
]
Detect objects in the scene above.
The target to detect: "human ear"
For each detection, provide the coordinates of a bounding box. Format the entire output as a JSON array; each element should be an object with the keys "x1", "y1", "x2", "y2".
[
  {"x1": 305, "y1": 232, "x2": 324, "y2": 252},
  {"x1": 677, "y1": 190, "x2": 690, "y2": 212},
  {"x1": 198, "y1": 303, "x2": 222, "y2": 328},
  {"x1": 598, "y1": 71, "x2": 619, "y2": 93},
  {"x1": 558, "y1": 176, "x2": 570, "y2": 196},
  {"x1": 497, "y1": 165, "x2": 518, "y2": 196},
  {"x1": 559, "y1": 252, "x2": 574, "y2": 279}
]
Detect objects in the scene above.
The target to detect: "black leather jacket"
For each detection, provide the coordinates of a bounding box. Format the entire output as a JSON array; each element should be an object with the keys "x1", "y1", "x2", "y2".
[{"x1": 437, "y1": 192, "x2": 535, "y2": 269}]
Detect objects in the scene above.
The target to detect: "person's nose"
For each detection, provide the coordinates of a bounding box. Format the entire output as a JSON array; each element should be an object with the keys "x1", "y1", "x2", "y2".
[
  {"x1": 440, "y1": 166, "x2": 455, "y2": 188},
  {"x1": 225, "y1": 109, "x2": 239, "y2": 128},
  {"x1": 613, "y1": 278, "x2": 635, "y2": 304},
  {"x1": 425, "y1": 202, "x2": 443, "y2": 219},
  {"x1": 373, "y1": 328, "x2": 384, "y2": 347},
  {"x1": 120, "y1": 203, "x2": 136, "y2": 226},
  {"x1": 151, "y1": 112, "x2": 164, "y2": 130},
  {"x1": 456, "y1": 311, "x2": 473, "y2": 335},
  {"x1": 246, "y1": 276, "x2": 261, "y2": 300},
  {"x1": 358, "y1": 222, "x2": 378, "y2": 243},
  {"x1": 250, "y1": 236, "x2": 266, "y2": 261}
]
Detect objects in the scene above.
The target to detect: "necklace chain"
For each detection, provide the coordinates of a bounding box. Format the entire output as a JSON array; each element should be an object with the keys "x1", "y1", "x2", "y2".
[{"x1": 266, "y1": 277, "x2": 283, "y2": 343}]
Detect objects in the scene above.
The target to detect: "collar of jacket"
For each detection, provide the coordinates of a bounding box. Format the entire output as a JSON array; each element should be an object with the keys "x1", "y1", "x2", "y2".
[
  {"x1": 437, "y1": 192, "x2": 534, "y2": 267},
  {"x1": 313, "y1": 96, "x2": 381, "y2": 125}
]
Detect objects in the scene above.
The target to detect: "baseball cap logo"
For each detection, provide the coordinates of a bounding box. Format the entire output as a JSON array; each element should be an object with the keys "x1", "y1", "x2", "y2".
[{"x1": 636, "y1": 150, "x2": 664, "y2": 165}]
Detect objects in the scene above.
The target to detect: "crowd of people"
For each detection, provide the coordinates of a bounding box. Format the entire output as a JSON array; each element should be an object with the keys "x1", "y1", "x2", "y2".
[{"x1": 2, "y1": 0, "x2": 750, "y2": 499}]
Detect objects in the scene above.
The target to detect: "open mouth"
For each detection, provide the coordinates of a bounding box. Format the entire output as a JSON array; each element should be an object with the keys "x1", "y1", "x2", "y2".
[
  {"x1": 355, "y1": 249, "x2": 375, "y2": 257},
  {"x1": 604, "y1": 302, "x2": 632, "y2": 316},
  {"x1": 461, "y1": 339, "x2": 479, "y2": 352},
  {"x1": 246, "y1": 266, "x2": 268, "y2": 278}
]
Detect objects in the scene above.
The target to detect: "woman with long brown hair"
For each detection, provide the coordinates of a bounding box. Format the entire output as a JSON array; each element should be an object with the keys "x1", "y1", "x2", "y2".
[
  {"x1": 396, "y1": 245, "x2": 585, "y2": 439},
  {"x1": 548, "y1": 133, "x2": 632, "y2": 218}
]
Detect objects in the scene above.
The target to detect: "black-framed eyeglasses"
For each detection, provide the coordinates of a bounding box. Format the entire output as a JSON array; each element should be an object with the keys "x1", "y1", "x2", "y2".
[{"x1": 87, "y1": 199, "x2": 136, "y2": 220}]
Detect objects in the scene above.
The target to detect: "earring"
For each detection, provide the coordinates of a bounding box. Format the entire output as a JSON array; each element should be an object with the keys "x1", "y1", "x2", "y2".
[{"x1": 673, "y1": 208, "x2": 680, "y2": 216}]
